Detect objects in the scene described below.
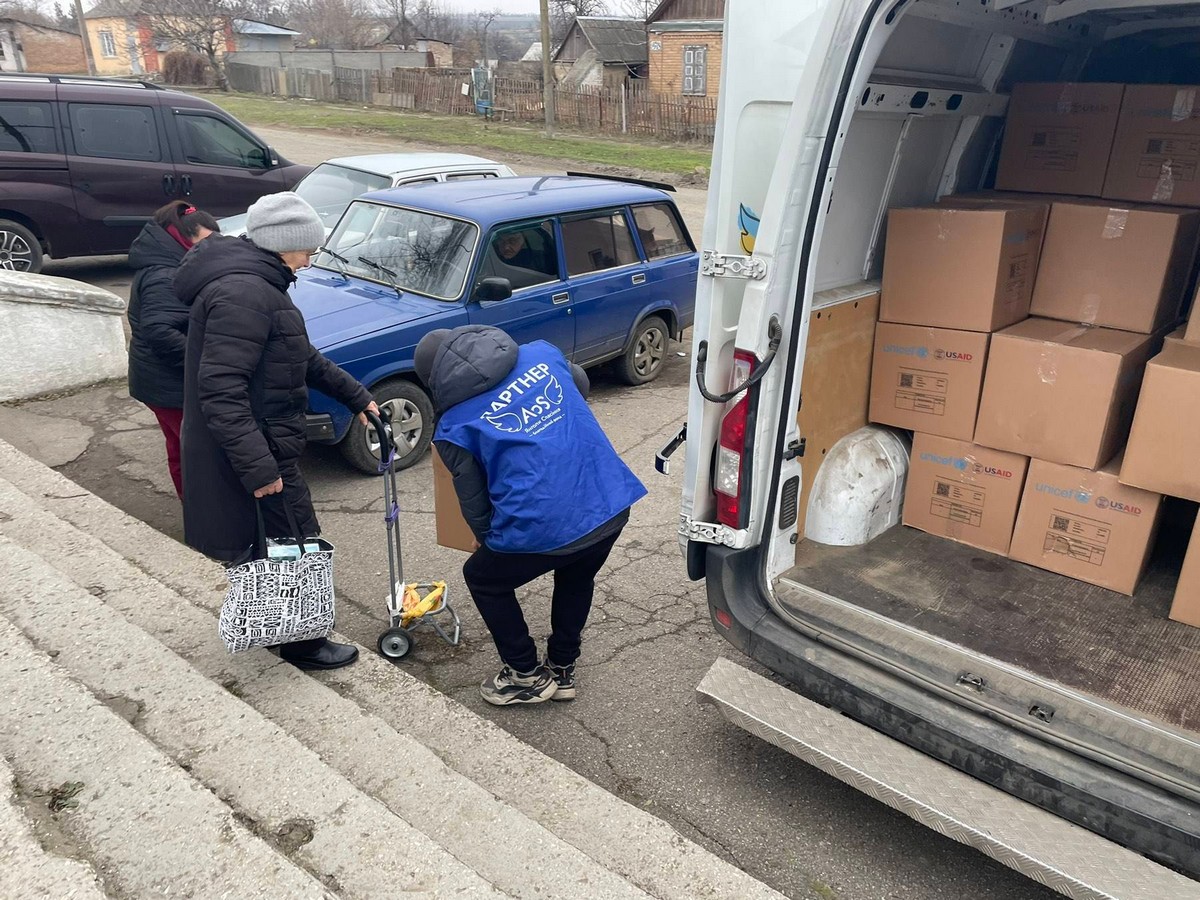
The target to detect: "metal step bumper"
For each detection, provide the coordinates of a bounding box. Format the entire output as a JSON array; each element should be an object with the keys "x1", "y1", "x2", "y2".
[{"x1": 697, "y1": 657, "x2": 1200, "y2": 900}]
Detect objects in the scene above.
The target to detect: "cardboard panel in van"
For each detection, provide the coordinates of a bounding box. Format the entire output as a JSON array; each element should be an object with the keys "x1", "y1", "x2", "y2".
[
  {"x1": 1010, "y1": 455, "x2": 1163, "y2": 595},
  {"x1": 995, "y1": 83, "x2": 1125, "y2": 197},
  {"x1": 974, "y1": 317, "x2": 1157, "y2": 469},
  {"x1": 1104, "y1": 84, "x2": 1200, "y2": 207},
  {"x1": 1031, "y1": 202, "x2": 1200, "y2": 334},
  {"x1": 1171, "y1": 516, "x2": 1200, "y2": 628},
  {"x1": 881, "y1": 204, "x2": 1048, "y2": 333}
]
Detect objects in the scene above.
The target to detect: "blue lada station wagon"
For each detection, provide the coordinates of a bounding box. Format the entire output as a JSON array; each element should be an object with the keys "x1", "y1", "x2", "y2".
[{"x1": 291, "y1": 175, "x2": 699, "y2": 473}]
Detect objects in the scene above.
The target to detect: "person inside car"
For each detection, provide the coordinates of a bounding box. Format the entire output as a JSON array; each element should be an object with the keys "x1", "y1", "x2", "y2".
[{"x1": 415, "y1": 324, "x2": 646, "y2": 705}]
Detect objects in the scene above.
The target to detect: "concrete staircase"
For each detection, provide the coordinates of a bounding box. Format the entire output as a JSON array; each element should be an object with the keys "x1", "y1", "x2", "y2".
[{"x1": 0, "y1": 437, "x2": 783, "y2": 899}]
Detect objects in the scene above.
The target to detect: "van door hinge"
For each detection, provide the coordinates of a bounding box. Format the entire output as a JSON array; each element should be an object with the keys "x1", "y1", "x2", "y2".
[
  {"x1": 700, "y1": 250, "x2": 767, "y2": 281},
  {"x1": 784, "y1": 438, "x2": 806, "y2": 461}
]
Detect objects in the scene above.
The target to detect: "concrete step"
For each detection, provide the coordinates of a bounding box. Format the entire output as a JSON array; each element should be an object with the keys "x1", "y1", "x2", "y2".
[
  {"x1": 0, "y1": 529, "x2": 515, "y2": 899},
  {"x1": 0, "y1": 437, "x2": 784, "y2": 900},
  {"x1": 0, "y1": 754, "x2": 108, "y2": 899},
  {"x1": 0, "y1": 475, "x2": 648, "y2": 900},
  {"x1": 0, "y1": 614, "x2": 331, "y2": 899}
]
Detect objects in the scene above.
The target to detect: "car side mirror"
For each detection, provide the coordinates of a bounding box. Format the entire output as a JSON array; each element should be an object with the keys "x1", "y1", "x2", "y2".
[
  {"x1": 474, "y1": 277, "x2": 512, "y2": 303},
  {"x1": 248, "y1": 146, "x2": 275, "y2": 169}
]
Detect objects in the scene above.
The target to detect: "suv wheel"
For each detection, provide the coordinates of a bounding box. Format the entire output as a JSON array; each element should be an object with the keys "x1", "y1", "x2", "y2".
[
  {"x1": 0, "y1": 220, "x2": 43, "y2": 273},
  {"x1": 616, "y1": 315, "x2": 669, "y2": 385},
  {"x1": 340, "y1": 379, "x2": 434, "y2": 474}
]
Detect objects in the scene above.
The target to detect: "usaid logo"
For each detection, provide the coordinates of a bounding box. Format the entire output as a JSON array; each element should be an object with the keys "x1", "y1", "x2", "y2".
[
  {"x1": 1096, "y1": 496, "x2": 1143, "y2": 516},
  {"x1": 884, "y1": 344, "x2": 928, "y2": 358},
  {"x1": 920, "y1": 452, "x2": 968, "y2": 472},
  {"x1": 1035, "y1": 482, "x2": 1091, "y2": 503},
  {"x1": 974, "y1": 464, "x2": 1014, "y2": 479},
  {"x1": 934, "y1": 349, "x2": 974, "y2": 362}
]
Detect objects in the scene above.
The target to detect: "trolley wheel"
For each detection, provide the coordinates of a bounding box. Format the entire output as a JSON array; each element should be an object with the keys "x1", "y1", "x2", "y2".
[{"x1": 377, "y1": 628, "x2": 413, "y2": 660}]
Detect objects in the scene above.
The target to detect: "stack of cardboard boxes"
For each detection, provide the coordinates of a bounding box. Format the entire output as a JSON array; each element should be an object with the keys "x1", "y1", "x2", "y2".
[{"x1": 871, "y1": 80, "x2": 1200, "y2": 610}]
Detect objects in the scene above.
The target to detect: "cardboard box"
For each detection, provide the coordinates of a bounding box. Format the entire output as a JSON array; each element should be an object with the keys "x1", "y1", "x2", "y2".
[
  {"x1": 432, "y1": 446, "x2": 477, "y2": 553},
  {"x1": 1171, "y1": 517, "x2": 1200, "y2": 627},
  {"x1": 1010, "y1": 456, "x2": 1163, "y2": 595},
  {"x1": 1104, "y1": 84, "x2": 1200, "y2": 207},
  {"x1": 903, "y1": 433, "x2": 1029, "y2": 556},
  {"x1": 974, "y1": 317, "x2": 1158, "y2": 469},
  {"x1": 1165, "y1": 324, "x2": 1189, "y2": 347},
  {"x1": 881, "y1": 204, "x2": 1048, "y2": 332},
  {"x1": 1185, "y1": 284, "x2": 1200, "y2": 342},
  {"x1": 1121, "y1": 342, "x2": 1200, "y2": 502},
  {"x1": 869, "y1": 323, "x2": 989, "y2": 440},
  {"x1": 1031, "y1": 201, "x2": 1200, "y2": 333},
  {"x1": 996, "y1": 83, "x2": 1125, "y2": 197}
]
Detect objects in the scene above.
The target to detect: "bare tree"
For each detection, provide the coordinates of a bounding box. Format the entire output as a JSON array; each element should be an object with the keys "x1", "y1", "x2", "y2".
[
  {"x1": 286, "y1": 0, "x2": 377, "y2": 49},
  {"x1": 616, "y1": 0, "x2": 656, "y2": 18},
  {"x1": 548, "y1": 0, "x2": 607, "y2": 45},
  {"x1": 375, "y1": 0, "x2": 409, "y2": 46},
  {"x1": 0, "y1": 0, "x2": 54, "y2": 24},
  {"x1": 142, "y1": 0, "x2": 248, "y2": 90},
  {"x1": 411, "y1": 0, "x2": 462, "y2": 43},
  {"x1": 469, "y1": 8, "x2": 498, "y2": 66}
]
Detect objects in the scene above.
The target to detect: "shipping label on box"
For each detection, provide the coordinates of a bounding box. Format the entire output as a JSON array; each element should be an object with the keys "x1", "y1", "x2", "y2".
[
  {"x1": 1030, "y1": 202, "x2": 1200, "y2": 334},
  {"x1": 1121, "y1": 342, "x2": 1200, "y2": 502},
  {"x1": 974, "y1": 317, "x2": 1157, "y2": 469},
  {"x1": 1011, "y1": 456, "x2": 1163, "y2": 595},
  {"x1": 1104, "y1": 85, "x2": 1200, "y2": 207},
  {"x1": 996, "y1": 83, "x2": 1125, "y2": 196},
  {"x1": 903, "y1": 433, "x2": 1029, "y2": 556},
  {"x1": 870, "y1": 323, "x2": 989, "y2": 441},
  {"x1": 881, "y1": 203, "x2": 1048, "y2": 333}
]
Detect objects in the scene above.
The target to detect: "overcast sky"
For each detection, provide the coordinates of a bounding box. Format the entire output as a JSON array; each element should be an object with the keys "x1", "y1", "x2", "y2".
[{"x1": 442, "y1": 1, "x2": 543, "y2": 12}]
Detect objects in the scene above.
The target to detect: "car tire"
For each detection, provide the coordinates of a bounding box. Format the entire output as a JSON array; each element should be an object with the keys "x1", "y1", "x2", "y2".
[
  {"x1": 340, "y1": 379, "x2": 434, "y2": 475},
  {"x1": 0, "y1": 219, "x2": 43, "y2": 273},
  {"x1": 616, "y1": 315, "x2": 670, "y2": 385}
]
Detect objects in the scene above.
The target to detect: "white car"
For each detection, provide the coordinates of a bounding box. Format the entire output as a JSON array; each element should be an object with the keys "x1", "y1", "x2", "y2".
[{"x1": 217, "y1": 152, "x2": 517, "y2": 237}]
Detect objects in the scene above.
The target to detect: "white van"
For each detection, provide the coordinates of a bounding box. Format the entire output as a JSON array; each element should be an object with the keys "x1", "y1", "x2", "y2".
[{"x1": 670, "y1": 0, "x2": 1200, "y2": 894}]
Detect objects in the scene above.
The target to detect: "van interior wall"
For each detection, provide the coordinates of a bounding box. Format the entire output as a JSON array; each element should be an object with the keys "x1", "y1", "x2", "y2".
[{"x1": 796, "y1": 3, "x2": 1200, "y2": 546}]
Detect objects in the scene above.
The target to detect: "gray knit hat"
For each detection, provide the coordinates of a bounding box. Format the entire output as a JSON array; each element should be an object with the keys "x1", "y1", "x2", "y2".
[{"x1": 245, "y1": 192, "x2": 325, "y2": 254}]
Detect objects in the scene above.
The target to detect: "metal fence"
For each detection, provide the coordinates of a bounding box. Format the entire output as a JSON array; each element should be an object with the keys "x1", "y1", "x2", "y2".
[{"x1": 226, "y1": 63, "x2": 716, "y2": 144}]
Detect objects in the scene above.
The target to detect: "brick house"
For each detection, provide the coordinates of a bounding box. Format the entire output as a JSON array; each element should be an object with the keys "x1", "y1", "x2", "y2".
[
  {"x1": 0, "y1": 17, "x2": 88, "y2": 74},
  {"x1": 646, "y1": 0, "x2": 724, "y2": 98}
]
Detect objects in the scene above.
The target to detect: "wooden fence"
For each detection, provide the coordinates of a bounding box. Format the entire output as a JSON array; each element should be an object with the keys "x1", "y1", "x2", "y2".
[{"x1": 226, "y1": 63, "x2": 716, "y2": 143}]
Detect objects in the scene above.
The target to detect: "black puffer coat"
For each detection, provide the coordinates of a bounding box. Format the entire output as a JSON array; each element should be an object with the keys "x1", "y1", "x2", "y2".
[
  {"x1": 176, "y1": 235, "x2": 372, "y2": 562},
  {"x1": 127, "y1": 222, "x2": 189, "y2": 408}
]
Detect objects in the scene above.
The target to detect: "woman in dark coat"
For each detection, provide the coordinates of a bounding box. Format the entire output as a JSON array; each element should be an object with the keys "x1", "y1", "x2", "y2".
[
  {"x1": 175, "y1": 192, "x2": 377, "y2": 671},
  {"x1": 126, "y1": 201, "x2": 220, "y2": 498}
]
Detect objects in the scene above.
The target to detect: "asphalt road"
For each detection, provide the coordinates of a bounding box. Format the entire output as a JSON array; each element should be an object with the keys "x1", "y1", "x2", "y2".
[{"x1": 30, "y1": 123, "x2": 1055, "y2": 900}]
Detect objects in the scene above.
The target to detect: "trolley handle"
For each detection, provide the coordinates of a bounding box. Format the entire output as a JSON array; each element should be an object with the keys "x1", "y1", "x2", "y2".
[{"x1": 364, "y1": 408, "x2": 397, "y2": 472}]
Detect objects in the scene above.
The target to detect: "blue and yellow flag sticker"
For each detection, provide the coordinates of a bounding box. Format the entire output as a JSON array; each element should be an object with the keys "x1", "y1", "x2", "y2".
[{"x1": 738, "y1": 204, "x2": 760, "y2": 254}]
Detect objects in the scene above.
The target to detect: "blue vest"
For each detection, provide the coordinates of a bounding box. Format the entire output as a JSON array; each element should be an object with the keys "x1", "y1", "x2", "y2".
[{"x1": 435, "y1": 341, "x2": 647, "y2": 554}]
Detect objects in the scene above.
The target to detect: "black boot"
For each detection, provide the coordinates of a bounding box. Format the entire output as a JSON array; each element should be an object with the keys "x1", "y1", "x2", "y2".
[{"x1": 277, "y1": 637, "x2": 359, "y2": 671}]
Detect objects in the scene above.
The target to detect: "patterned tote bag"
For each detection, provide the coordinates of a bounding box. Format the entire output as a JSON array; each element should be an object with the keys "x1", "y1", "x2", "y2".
[{"x1": 218, "y1": 495, "x2": 335, "y2": 653}]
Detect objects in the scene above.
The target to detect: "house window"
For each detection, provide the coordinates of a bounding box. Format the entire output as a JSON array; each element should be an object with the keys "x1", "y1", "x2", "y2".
[
  {"x1": 99, "y1": 30, "x2": 118, "y2": 58},
  {"x1": 682, "y1": 44, "x2": 707, "y2": 96}
]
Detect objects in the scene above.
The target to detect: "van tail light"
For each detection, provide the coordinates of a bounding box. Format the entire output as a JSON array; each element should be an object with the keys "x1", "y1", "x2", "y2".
[{"x1": 714, "y1": 349, "x2": 760, "y2": 529}]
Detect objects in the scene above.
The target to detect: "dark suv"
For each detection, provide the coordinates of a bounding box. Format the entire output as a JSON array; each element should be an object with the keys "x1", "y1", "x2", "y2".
[{"x1": 0, "y1": 74, "x2": 309, "y2": 272}]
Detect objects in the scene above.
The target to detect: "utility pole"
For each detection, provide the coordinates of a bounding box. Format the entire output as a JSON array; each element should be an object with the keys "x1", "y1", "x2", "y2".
[
  {"x1": 73, "y1": 0, "x2": 96, "y2": 76},
  {"x1": 539, "y1": 0, "x2": 554, "y2": 136}
]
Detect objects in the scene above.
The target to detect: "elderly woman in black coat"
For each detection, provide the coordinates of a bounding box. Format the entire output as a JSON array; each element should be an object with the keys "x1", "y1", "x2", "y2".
[
  {"x1": 175, "y1": 192, "x2": 377, "y2": 671},
  {"x1": 126, "y1": 201, "x2": 220, "y2": 498}
]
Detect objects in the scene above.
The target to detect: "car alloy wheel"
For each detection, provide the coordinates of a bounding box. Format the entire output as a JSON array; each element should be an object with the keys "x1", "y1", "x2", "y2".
[
  {"x1": 367, "y1": 396, "x2": 424, "y2": 460},
  {"x1": 0, "y1": 226, "x2": 37, "y2": 272}
]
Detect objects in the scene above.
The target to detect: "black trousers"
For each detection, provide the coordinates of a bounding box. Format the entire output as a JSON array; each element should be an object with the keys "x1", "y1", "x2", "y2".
[{"x1": 462, "y1": 531, "x2": 622, "y2": 673}]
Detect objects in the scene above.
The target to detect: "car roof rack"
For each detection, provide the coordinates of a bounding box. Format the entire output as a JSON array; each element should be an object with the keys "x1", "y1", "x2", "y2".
[
  {"x1": 565, "y1": 171, "x2": 677, "y2": 193},
  {"x1": 0, "y1": 72, "x2": 164, "y2": 90}
]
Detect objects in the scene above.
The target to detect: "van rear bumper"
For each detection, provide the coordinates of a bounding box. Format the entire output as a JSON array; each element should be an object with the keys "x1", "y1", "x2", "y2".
[{"x1": 704, "y1": 544, "x2": 1200, "y2": 879}]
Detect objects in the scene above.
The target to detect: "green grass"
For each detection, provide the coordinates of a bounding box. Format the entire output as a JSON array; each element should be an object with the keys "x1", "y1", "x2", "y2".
[{"x1": 202, "y1": 93, "x2": 712, "y2": 178}]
